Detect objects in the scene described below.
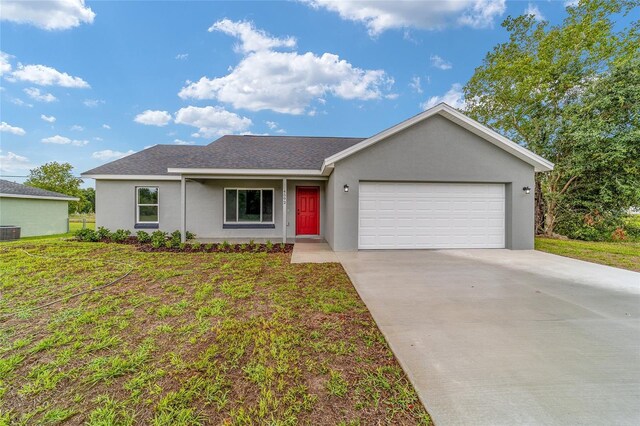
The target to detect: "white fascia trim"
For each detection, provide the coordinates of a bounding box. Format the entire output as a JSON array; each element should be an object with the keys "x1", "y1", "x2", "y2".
[
  {"x1": 82, "y1": 174, "x2": 181, "y2": 181},
  {"x1": 322, "y1": 103, "x2": 554, "y2": 172},
  {"x1": 0, "y1": 193, "x2": 79, "y2": 201},
  {"x1": 167, "y1": 168, "x2": 323, "y2": 176}
]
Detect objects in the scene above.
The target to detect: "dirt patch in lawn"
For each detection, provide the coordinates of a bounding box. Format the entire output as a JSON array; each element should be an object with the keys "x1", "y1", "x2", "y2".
[{"x1": 0, "y1": 240, "x2": 431, "y2": 425}]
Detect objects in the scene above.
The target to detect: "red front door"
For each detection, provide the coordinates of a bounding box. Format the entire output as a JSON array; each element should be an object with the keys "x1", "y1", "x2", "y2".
[{"x1": 296, "y1": 187, "x2": 320, "y2": 235}]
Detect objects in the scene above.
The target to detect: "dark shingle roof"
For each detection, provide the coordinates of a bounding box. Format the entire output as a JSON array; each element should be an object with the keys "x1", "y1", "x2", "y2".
[
  {"x1": 82, "y1": 136, "x2": 364, "y2": 176},
  {"x1": 0, "y1": 179, "x2": 77, "y2": 200}
]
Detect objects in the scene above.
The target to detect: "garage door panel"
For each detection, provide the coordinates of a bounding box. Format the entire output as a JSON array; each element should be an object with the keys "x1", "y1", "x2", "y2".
[{"x1": 359, "y1": 182, "x2": 505, "y2": 249}]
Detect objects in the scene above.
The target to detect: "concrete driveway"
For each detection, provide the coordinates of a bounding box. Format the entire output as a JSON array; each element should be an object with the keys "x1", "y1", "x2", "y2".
[{"x1": 337, "y1": 250, "x2": 640, "y2": 426}]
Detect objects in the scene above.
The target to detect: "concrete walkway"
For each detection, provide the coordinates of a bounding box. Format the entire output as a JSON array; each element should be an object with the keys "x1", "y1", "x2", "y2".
[
  {"x1": 338, "y1": 249, "x2": 640, "y2": 426},
  {"x1": 291, "y1": 242, "x2": 339, "y2": 263}
]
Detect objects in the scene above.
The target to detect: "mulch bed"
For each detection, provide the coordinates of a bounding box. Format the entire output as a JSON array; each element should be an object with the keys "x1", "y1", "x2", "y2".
[{"x1": 77, "y1": 236, "x2": 294, "y2": 254}]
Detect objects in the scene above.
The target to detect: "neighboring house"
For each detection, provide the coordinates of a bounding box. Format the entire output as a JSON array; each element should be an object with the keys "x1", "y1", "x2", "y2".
[
  {"x1": 0, "y1": 179, "x2": 78, "y2": 237},
  {"x1": 82, "y1": 103, "x2": 553, "y2": 250}
]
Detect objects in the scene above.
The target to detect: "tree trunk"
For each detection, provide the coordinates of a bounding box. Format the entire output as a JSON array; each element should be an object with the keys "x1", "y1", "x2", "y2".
[{"x1": 534, "y1": 178, "x2": 546, "y2": 235}]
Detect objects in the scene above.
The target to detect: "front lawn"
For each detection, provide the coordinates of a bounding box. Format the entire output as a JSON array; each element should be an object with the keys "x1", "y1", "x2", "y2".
[
  {"x1": 0, "y1": 239, "x2": 430, "y2": 425},
  {"x1": 535, "y1": 237, "x2": 640, "y2": 272}
]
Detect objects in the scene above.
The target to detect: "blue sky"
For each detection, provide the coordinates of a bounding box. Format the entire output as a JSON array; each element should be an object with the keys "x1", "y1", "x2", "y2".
[{"x1": 0, "y1": 1, "x2": 585, "y2": 185}]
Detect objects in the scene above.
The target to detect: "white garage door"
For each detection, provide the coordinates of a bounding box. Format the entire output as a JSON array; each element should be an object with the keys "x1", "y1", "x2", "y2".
[{"x1": 359, "y1": 182, "x2": 505, "y2": 249}]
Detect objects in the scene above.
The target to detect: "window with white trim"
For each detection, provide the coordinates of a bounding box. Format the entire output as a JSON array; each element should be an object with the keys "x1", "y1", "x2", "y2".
[
  {"x1": 136, "y1": 186, "x2": 159, "y2": 223},
  {"x1": 224, "y1": 188, "x2": 274, "y2": 224}
]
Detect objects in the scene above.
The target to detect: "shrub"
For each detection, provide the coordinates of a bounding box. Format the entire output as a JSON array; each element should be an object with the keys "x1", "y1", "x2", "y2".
[
  {"x1": 185, "y1": 231, "x2": 196, "y2": 241},
  {"x1": 74, "y1": 228, "x2": 99, "y2": 242},
  {"x1": 136, "y1": 230, "x2": 151, "y2": 244},
  {"x1": 169, "y1": 230, "x2": 182, "y2": 249},
  {"x1": 96, "y1": 226, "x2": 111, "y2": 240},
  {"x1": 265, "y1": 240, "x2": 273, "y2": 251},
  {"x1": 111, "y1": 229, "x2": 131, "y2": 243},
  {"x1": 191, "y1": 242, "x2": 201, "y2": 250},
  {"x1": 151, "y1": 230, "x2": 167, "y2": 248},
  {"x1": 204, "y1": 244, "x2": 213, "y2": 251}
]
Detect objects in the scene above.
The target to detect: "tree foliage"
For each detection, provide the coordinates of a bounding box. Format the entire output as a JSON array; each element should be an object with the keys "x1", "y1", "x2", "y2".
[
  {"x1": 25, "y1": 162, "x2": 84, "y2": 213},
  {"x1": 464, "y1": 0, "x2": 639, "y2": 238}
]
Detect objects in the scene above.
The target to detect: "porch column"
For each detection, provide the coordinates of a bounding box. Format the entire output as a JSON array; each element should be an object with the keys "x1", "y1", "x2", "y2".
[
  {"x1": 282, "y1": 178, "x2": 287, "y2": 243},
  {"x1": 180, "y1": 176, "x2": 186, "y2": 243}
]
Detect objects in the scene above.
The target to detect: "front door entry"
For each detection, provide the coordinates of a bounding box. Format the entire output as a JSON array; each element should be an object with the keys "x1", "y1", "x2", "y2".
[{"x1": 296, "y1": 187, "x2": 320, "y2": 235}]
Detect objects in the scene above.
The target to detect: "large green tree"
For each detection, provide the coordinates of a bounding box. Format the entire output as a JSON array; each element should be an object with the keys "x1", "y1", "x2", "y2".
[
  {"x1": 463, "y1": 0, "x2": 639, "y2": 237},
  {"x1": 25, "y1": 162, "x2": 84, "y2": 213}
]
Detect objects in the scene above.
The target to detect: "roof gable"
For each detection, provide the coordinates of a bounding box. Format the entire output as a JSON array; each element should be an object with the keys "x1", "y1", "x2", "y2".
[{"x1": 323, "y1": 103, "x2": 554, "y2": 172}]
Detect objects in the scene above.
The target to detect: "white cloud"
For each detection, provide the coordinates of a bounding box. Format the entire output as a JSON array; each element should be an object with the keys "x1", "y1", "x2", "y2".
[
  {"x1": 265, "y1": 120, "x2": 286, "y2": 134},
  {"x1": 92, "y1": 149, "x2": 135, "y2": 161},
  {"x1": 0, "y1": 121, "x2": 26, "y2": 136},
  {"x1": 0, "y1": 51, "x2": 12, "y2": 75},
  {"x1": 83, "y1": 99, "x2": 104, "y2": 107},
  {"x1": 0, "y1": 151, "x2": 32, "y2": 173},
  {"x1": 94, "y1": 136, "x2": 103, "y2": 141},
  {"x1": 24, "y1": 87, "x2": 57, "y2": 102},
  {"x1": 174, "y1": 139, "x2": 195, "y2": 145},
  {"x1": 134, "y1": 110, "x2": 172, "y2": 126},
  {"x1": 421, "y1": 83, "x2": 466, "y2": 110},
  {"x1": 208, "y1": 19, "x2": 296, "y2": 53},
  {"x1": 303, "y1": 0, "x2": 506, "y2": 35},
  {"x1": 70, "y1": 125, "x2": 84, "y2": 131},
  {"x1": 175, "y1": 106, "x2": 252, "y2": 138},
  {"x1": 409, "y1": 76, "x2": 423, "y2": 94},
  {"x1": 9, "y1": 98, "x2": 33, "y2": 108},
  {"x1": 179, "y1": 20, "x2": 393, "y2": 115},
  {"x1": 42, "y1": 135, "x2": 88, "y2": 146},
  {"x1": 0, "y1": 0, "x2": 95, "y2": 30},
  {"x1": 564, "y1": 0, "x2": 580, "y2": 7},
  {"x1": 524, "y1": 3, "x2": 546, "y2": 21},
  {"x1": 41, "y1": 114, "x2": 56, "y2": 123},
  {"x1": 175, "y1": 53, "x2": 189, "y2": 60},
  {"x1": 10, "y1": 63, "x2": 90, "y2": 88},
  {"x1": 102, "y1": 124, "x2": 111, "y2": 129},
  {"x1": 430, "y1": 55, "x2": 452, "y2": 70}
]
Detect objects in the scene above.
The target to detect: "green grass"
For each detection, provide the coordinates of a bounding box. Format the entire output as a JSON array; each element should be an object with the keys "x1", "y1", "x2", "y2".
[
  {"x1": 0, "y1": 240, "x2": 430, "y2": 425},
  {"x1": 535, "y1": 237, "x2": 640, "y2": 272}
]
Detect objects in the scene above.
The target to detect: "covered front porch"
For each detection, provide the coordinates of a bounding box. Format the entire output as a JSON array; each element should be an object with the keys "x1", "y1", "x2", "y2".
[{"x1": 176, "y1": 174, "x2": 327, "y2": 243}]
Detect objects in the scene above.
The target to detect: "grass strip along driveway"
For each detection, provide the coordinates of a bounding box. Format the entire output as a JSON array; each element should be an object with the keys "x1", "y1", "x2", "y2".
[
  {"x1": 535, "y1": 237, "x2": 640, "y2": 272},
  {"x1": 0, "y1": 240, "x2": 430, "y2": 425}
]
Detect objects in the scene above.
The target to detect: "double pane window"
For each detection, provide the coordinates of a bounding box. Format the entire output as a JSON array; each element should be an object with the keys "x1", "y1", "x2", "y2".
[
  {"x1": 225, "y1": 189, "x2": 274, "y2": 223},
  {"x1": 137, "y1": 187, "x2": 159, "y2": 223}
]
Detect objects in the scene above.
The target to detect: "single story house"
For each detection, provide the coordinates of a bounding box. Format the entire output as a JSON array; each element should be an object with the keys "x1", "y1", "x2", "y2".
[
  {"x1": 82, "y1": 103, "x2": 553, "y2": 250},
  {"x1": 0, "y1": 179, "x2": 79, "y2": 237}
]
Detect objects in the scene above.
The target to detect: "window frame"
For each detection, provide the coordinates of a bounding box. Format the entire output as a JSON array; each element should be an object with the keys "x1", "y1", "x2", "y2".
[
  {"x1": 223, "y1": 188, "x2": 275, "y2": 225},
  {"x1": 135, "y1": 186, "x2": 160, "y2": 224}
]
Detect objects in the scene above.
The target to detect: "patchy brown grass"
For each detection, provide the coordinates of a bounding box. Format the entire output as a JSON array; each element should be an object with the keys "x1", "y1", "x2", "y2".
[{"x1": 0, "y1": 240, "x2": 430, "y2": 425}]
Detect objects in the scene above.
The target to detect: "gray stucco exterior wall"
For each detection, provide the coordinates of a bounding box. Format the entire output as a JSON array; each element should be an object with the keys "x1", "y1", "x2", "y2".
[
  {"x1": 96, "y1": 178, "x2": 327, "y2": 240},
  {"x1": 328, "y1": 115, "x2": 535, "y2": 251}
]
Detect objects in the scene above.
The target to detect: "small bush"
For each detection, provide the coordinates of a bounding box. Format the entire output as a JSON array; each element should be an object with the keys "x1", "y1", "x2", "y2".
[
  {"x1": 151, "y1": 230, "x2": 167, "y2": 248},
  {"x1": 191, "y1": 242, "x2": 201, "y2": 250},
  {"x1": 265, "y1": 240, "x2": 273, "y2": 251},
  {"x1": 204, "y1": 244, "x2": 213, "y2": 251},
  {"x1": 74, "y1": 228, "x2": 98, "y2": 242},
  {"x1": 96, "y1": 226, "x2": 111, "y2": 240},
  {"x1": 169, "y1": 230, "x2": 182, "y2": 249},
  {"x1": 111, "y1": 229, "x2": 131, "y2": 243},
  {"x1": 185, "y1": 231, "x2": 196, "y2": 241},
  {"x1": 136, "y1": 230, "x2": 151, "y2": 244}
]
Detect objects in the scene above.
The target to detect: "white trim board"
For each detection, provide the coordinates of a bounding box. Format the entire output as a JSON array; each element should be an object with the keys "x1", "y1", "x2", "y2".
[
  {"x1": 0, "y1": 193, "x2": 79, "y2": 201},
  {"x1": 322, "y1": 103, "x2": 554, "y2": 173},
  {"x1": 167, "y1": 168, "x2": 323, "y2": 176},
  {"x1": 81, "y1": 174, "x2": 181, "y2": 181}
]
